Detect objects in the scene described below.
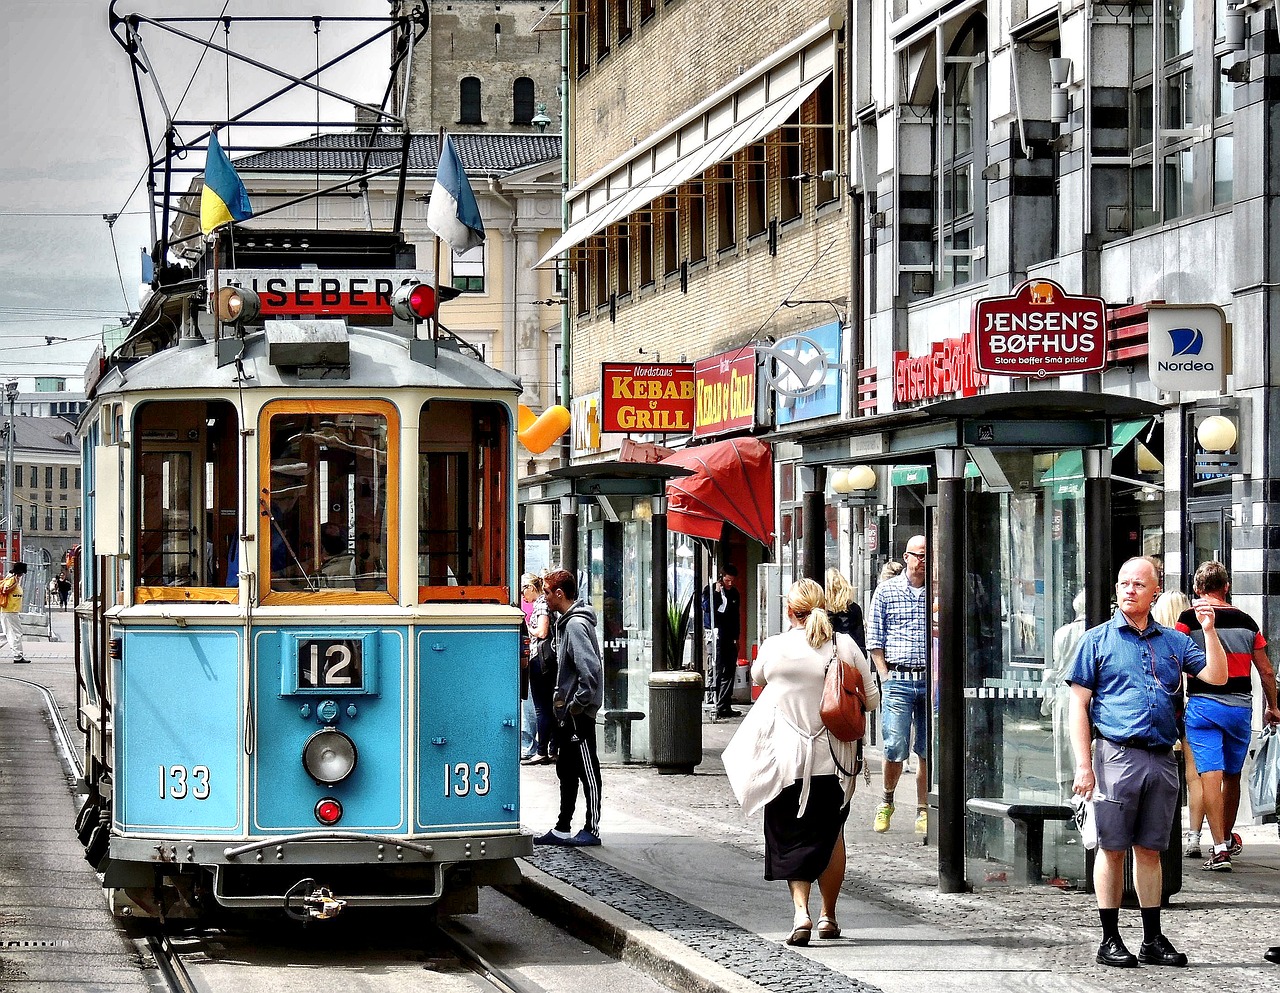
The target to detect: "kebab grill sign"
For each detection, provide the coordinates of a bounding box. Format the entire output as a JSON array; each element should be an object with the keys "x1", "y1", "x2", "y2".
[
  {"x1": 972, "y1": 279, "x2": 1107, "y2": 378},
  {"x1": 600, "y1": 362, "x2": 695, "y2": 434}
]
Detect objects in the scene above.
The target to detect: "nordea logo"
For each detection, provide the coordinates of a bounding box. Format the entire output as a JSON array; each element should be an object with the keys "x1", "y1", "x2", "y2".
[{"x1": 1168, "y1": 328, "x2": 1203, "y2": 356}]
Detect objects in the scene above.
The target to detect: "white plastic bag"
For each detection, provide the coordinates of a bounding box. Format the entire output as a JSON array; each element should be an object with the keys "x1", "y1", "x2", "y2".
[
  {"x1": 1070, "y1": 793, "x2": 1098, "y2": 850},
  {"x1": 1248, "y1": 726, "x2": 1280, "y2": 817}
]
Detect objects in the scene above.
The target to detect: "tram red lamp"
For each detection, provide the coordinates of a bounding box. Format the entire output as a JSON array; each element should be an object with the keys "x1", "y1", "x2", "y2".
[
  {"x1": 302, "y1": 728, "x2": 358, "y2": 785},
  {"x1": 214, "y1": 285, "x2": 261, "y2": 324},
  {"x1": 314, "y1": 797, "x2": 344, "y2": 826},
  {"x1": 391, "y1": 282, "x2": 437, "y2": 324}
]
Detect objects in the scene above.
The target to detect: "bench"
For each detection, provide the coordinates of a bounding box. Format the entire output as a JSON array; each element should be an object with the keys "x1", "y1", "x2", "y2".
[
  {"x1": 966, "y1": 798, "x2": 1075, "y2": 884},
  {"x1": 601, "y1": 709, "x2": 645, "y2": 764}
]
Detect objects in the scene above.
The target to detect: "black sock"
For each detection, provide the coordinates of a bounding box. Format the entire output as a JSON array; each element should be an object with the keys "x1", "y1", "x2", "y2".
[
  {"x1": 1099, "y1": 908, "x2": 1121, "y2": 943},
  {"x1": 1140, "y1": 906, "x2": 1161, "y2": 944},
  {"x1": 882, "y1": 791, "x2": 895, "y2": 805}
]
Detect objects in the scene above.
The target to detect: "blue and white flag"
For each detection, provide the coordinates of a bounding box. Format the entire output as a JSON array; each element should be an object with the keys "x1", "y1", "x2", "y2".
[{"x1": 427, "y1": 133, "x2": 485, "y2": 253}]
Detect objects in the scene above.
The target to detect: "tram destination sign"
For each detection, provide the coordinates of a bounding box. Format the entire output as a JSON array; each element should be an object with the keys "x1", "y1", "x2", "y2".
[
  {"x1": 217, "y1": 269, "x2": 435, "y2": 316},
  {"x1": 972, "y1": 279, "x2": 1107, "y2": 379}
]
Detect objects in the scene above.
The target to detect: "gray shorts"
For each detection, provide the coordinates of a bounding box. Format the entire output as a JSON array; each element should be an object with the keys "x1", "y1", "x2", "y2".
[{"x1": 1091, "y1": 739, "x2": 1179, "y2": 852}]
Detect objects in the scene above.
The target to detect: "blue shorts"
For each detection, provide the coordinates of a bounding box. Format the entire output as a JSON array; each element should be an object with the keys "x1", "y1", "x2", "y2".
[
  {"x1": 1184, "y1": 696, "x2": 1252, "y2": 775},
  {"x1": 881, "y1": 678, "x2": 928, "y2": 763}
]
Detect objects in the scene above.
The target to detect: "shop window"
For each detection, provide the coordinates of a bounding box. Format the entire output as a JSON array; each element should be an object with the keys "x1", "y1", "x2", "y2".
[
  {"x1": 452, "y1": 244, "x2": 485, "y2": 293},
  {"x1": 616, "y1": 221, "x2": 632, "y2": 297},
  {"x1": 260, "y1": 402, "x2": 395, "y2": 600},
  {"x1": 133, "y1": 400, "x2": 240, "y2": 594},
  {"x1": 512, "y1": 77, "x2": 535, "y2": 125},
  {"x1": 460, "y1": 77, "x2": 483, "y2": 124},
  {"x1": 662, "y1": 194, "x2": 679, "y2": 276},
  {"x1": 418, "y1": 400, "x2": 509, "y2": 600},
  {"x1": 687, "y1": 180, "x2": 706, "y2": 264},
  {"x1": 745, "y1": 143, "x2": 767, "y2": 237},
  {"x1": 715, "y1": 162, "x2": 736, "y2": 250},
  {"x1": 780, "y1": 114, "x2": 802, "y2": 222},
  {"x1": 637, "y1": 207, "x2": 655, "y2": 287},
  {"x1": 1214, "y1": 134, "x2": 1233, "y2": 206},
  {"x1": 813, "y1": 76, "x2": 837, "y2": 207},
  {"x1": 596, "y1": 0, "x2": 610, "y2": 58}
]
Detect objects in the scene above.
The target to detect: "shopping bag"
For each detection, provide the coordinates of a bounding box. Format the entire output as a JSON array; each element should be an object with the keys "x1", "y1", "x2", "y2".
[{"x1": 1248, "y1": 726, "x2": 1280, "y2": 817}]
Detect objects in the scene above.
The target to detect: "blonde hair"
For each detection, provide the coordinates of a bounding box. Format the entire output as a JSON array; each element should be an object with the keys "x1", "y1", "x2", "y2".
[
  {"x1": 521, "y1": 573, "x2": 544, "y2": 594},
  {"x1": 786, "y1": 578, "x2": 834, "y2": 650},
  {"x1": 879, "y1": 561, "x2": 904, "y2": 583},
  {"x1": 1152, "y1": 590, "x2": 1190, "y2": 628},
  {"x1": 825, "y1": 567, "x2": 856, "y2": 614}
]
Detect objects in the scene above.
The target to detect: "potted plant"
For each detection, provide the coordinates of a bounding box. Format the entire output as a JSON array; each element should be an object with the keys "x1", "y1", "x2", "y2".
[{"x1": 662, "y1": 594, "x2": 693, "y2": 670}]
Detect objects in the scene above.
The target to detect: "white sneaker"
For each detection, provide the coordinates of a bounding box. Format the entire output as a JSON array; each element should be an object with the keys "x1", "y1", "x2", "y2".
[{"x1": 1183, "y1": 831, "x2": 1202, "y2": 859}]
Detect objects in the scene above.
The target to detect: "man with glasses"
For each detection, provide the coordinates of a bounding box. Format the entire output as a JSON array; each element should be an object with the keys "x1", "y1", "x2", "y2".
[
  {"x1": 1067, "y1": 556, "x2": 1226, "y2": 968},
  {"x1": 866, "y1": 534, "x2": 929, "y2": 835}
]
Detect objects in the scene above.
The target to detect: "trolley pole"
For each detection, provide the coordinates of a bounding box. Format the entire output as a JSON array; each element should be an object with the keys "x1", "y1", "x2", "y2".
[{"x1": 4, "y1": 380, "x2": 17, "y2": 569}]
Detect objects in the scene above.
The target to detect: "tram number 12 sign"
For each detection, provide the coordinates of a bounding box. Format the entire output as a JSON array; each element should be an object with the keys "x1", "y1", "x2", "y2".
[{"x1": 972, "y1": 279, "x2": 1107, "y2": 379}]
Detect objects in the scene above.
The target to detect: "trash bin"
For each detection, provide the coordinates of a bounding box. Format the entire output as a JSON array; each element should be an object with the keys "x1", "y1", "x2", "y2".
[{"x1": 648, "y1": 670, "x2": 704, "y2": 774}]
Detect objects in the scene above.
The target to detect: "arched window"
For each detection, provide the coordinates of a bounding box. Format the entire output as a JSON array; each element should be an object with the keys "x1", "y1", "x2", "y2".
[
  {"x1": 513, "y1": 77, "x2": 535, "y2": 125},
  {"x1": 460, "y1": 77, "x2": 482, "y2": 124}
]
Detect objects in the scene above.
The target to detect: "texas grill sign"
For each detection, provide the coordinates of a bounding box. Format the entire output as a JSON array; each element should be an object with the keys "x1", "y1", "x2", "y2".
[
  {"x1": 600, "y1": 362, "x2": 695, "y2": 433},
  {"x1": 972, "y1": 279, "x2": 1107, "y2": 378}
]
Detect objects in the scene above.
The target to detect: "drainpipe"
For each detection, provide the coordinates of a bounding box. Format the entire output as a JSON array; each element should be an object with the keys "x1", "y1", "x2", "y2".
[
  {"x1": 488, "y1": 178, "x2": 518, "y2": 383},
  {"x1": 559, "y1": 0, "x2": 571, "y2": 464}
]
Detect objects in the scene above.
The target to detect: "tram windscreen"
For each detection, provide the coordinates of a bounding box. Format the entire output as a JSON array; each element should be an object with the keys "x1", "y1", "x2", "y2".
[
  {"x1": 418, "y1": 400, "x2": 509, "y2": 597},
  {"x1": 264, "y1": 407, "x2": 392, "y2": 593}
]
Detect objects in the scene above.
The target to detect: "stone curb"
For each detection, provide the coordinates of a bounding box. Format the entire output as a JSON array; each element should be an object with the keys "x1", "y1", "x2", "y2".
[{"x1": 503, "y1": 859, "x2": 770, "y2": 993}]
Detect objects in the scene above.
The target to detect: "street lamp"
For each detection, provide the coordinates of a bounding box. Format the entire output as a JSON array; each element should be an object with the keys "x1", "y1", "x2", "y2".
[{"x1": 531, "y1": 102, "x2": 552, "y2": 133}]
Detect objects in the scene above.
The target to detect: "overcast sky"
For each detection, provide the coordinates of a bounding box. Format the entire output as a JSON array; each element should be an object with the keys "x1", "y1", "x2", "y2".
[{"x1": 0, "y1": 0, "x2": 392, "y2": 377}]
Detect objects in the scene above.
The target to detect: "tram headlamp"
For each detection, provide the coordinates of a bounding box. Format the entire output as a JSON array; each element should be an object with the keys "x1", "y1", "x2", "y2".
[
  {"x1": 214, "y1": 285, "x2": 261, "y2": 325},
  {"x1": 301, "y1": 728, "x2": 358, "y2": 785},
  {"x1": 391, "y1": 282, "x2": 437, "y2": 324}
]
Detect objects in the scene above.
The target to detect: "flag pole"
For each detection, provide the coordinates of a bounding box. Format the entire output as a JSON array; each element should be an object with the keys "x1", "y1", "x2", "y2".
[{"x1": 432, "y1": 126, "x2": 445, "y2": 344}]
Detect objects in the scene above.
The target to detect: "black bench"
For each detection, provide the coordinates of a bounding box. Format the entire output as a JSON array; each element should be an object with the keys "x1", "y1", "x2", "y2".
[
  {"x1": 966, "y1": 798, "x2": 1075, "y2": 884},
  {"x1": 601, "y1": 710, "x2": 645, "y2": 764}
]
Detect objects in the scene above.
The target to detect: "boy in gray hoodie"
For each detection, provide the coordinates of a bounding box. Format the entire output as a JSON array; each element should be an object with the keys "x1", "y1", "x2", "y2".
[{"x1": 534, "y1": 568, "x2": 604, "y2": 846}]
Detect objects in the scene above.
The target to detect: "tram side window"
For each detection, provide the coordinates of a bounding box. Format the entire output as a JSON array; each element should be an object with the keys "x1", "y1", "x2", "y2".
[
  {"x1": 264, "y1": 407, "x2": 393, "y2": 594},
  {"x1": 418, "y1": 400, "x2": 509, "y2": 598},
  {"x1": 134, "y1": 401, "x2": 239, "y2": 589}
]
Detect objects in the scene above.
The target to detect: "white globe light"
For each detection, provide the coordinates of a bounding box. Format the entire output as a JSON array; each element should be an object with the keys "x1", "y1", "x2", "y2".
[
  {"x1": 830, "y1": 469, "x2": 853, "y2": 494},
  {"x1": 847, "y1": 465, "x2": 878, "y2": 491},
  {"x1": 1196, "y1": 415, "x2": 1237, "y2": 453}
]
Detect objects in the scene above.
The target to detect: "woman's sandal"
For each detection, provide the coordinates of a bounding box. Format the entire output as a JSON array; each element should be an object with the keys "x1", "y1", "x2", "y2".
[
  {"x1": 786, "y1": 918, "x2": 812, "y2": 946},
  {"x1": 816, "y1": 916, "x2": 841, "y2": 939}
]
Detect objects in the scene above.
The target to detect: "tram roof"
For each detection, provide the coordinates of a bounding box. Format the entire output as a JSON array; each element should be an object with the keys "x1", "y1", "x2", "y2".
[{"x1": 95, "y1": 324, "x2": 520, "y2": 398}]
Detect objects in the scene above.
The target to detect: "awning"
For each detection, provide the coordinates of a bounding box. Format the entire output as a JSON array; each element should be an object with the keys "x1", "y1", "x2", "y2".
[
  {"x1": 536, "y1": 70, "x2": 831, "y2": 268},
  {"x1": 661, "y1": 437, "x2": 775, "y2": 547},
  {"x1": 1038, "y1": 418, "x2": 1151, "y2": 490}
]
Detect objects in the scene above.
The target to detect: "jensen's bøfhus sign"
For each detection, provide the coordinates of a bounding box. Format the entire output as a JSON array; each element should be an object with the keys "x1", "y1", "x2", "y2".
[
  {"x1": 600, "y1": 363, "x2": 695, "y2": 433},
  {"x1": 973, "y1": 279, "x2": 1107, "y2": 378}
]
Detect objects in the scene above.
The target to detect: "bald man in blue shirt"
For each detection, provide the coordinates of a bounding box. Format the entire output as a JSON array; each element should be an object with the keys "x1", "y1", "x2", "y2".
[{"x1": 1068, "y1": 556, "x2": 1226, "y2": 969}]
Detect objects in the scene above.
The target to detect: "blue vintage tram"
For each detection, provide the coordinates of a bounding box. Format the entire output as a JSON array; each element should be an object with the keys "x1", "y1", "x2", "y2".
[{"x1": 73, "y1": 232, "x2": 531, "y2": 919}]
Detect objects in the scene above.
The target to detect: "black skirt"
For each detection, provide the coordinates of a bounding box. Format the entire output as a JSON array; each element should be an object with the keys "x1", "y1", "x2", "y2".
[{"x1": 762, "y1": 775, "x2": 849, "y2": 882}]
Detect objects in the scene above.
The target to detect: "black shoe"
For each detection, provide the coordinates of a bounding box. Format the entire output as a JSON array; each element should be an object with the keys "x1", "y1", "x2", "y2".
[
  {"x1": 716, "y1": 708, "x2": 741, "y2": 718},
  {"x1": 1265, "y1": 947, "x2": 1280, "y2": 965},
  {"x1": 1096, "y1": 936, "x2": 1138, "y2": 968},
  {"x1": 1138, "y1": 935, "x2": 1187, "y2": 967},
  {"x1": 12, "y1": 656, "x2": 27, "y2": 664}
]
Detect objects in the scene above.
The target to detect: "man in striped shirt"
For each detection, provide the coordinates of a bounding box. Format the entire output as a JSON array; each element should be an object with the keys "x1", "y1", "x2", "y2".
[
  {"x1": 866, "y1": 534, "x2": 929, "y2": 835},
  {"x1": 1176, "y1": 560, "x2": 1280, "y2": 871}
]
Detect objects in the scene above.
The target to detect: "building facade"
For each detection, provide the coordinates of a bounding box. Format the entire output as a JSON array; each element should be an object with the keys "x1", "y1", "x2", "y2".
[
  {"x1": 551, "y1": 0, "x2": 1278, "y2": 883},
  {"x1": 0, "y1": 417, "x2": 82, "y2": 568}
]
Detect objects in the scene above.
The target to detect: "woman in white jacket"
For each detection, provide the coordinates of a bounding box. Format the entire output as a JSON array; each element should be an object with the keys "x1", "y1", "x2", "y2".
[{"x1": 723, "y1": 578, "x2": 879, "y2": 946}]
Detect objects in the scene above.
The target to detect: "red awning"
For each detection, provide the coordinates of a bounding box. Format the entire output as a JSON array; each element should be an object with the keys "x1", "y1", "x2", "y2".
[{"x1": 661, "y1": 437, "x2": 774, "y2": 547}]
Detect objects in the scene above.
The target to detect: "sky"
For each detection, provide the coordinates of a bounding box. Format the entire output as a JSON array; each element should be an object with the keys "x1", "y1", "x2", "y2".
[{"x1": 0, "y1": 0, "x2": 394, "y2": 378}]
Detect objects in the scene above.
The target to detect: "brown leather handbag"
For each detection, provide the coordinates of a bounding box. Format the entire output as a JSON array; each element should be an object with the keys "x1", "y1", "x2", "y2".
[{"x1": 820, "y1": 645, "x2": 867, "y2": 743}]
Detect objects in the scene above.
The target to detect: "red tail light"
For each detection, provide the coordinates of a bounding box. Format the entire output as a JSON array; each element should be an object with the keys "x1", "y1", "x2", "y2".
[{"x1": 314, "y1": 798, "x2": 343, "y2": 825}]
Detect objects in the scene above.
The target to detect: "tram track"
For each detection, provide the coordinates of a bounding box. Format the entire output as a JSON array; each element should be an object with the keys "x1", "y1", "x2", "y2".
[{"x1": 12, "y1": 668, "x2": 584, "y2": 993}]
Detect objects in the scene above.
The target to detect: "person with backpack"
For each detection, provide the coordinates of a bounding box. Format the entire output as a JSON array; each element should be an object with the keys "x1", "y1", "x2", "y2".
[
  {"x1": 520, "y1": 573, "x2": 556, "y2": 765},
  {"x1": 0, "y1": 562, "x2": 28, "y2": 663},
  {"x1": 721, "y1": 578, "x2": 878, "y2": 947}
]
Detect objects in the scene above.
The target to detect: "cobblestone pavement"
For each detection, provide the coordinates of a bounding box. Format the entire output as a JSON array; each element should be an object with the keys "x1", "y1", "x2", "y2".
[{"x1": 524, "y1": 710, "x2": 1280, "y2": 993}]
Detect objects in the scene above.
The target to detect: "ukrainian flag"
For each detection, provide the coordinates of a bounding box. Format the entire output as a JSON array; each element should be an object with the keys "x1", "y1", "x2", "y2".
[{"x1": 200, "y1": 131, "x2": 253, "y2": 234}]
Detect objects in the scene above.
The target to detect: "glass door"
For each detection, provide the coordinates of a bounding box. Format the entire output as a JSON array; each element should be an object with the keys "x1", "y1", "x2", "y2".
[{"x1": 1186, "y1": 505, "x2": 1230, "y2": 592}]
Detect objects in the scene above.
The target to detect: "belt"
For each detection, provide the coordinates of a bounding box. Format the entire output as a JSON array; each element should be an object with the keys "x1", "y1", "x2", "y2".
[
  {"x1": 886, "y1": 663, "x2": 927, "y2": 681},
  {"x1": 1102, "y1": 736, "x2": 1173, "y2": 755}
]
